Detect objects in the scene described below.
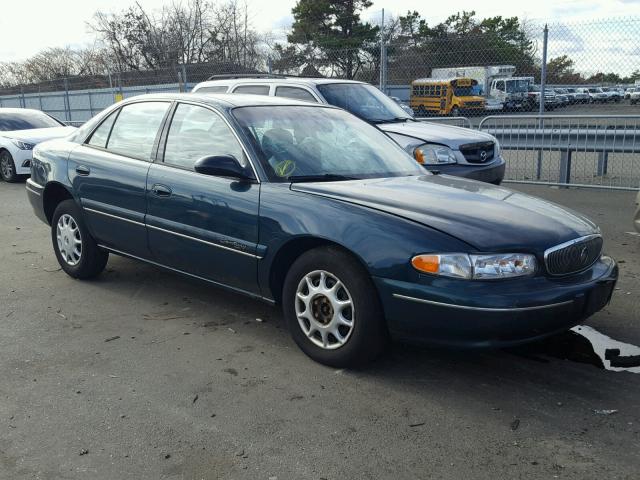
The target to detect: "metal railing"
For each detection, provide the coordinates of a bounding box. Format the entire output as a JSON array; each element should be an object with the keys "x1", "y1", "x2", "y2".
[{"x1": 478, "y1": 115, "x2": 640, "y2": 190}]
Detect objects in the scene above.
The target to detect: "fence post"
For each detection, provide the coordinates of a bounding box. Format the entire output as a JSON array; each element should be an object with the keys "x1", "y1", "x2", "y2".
[
  {"x1": 536, "y1": 24, "x2": 549, "y2": 179},
  {"x1": 379, "y1": 8, "x2": 385, "y2": 92},
  {"x1": 20, "y1": 86, "x2": 26, "y2": 108},
  {"x1": 88, "y1": 90, "x2": 94, "y2": 118},
  {"x1": 539, "y1": 24, "x2": 548, "y2": 116},
  {"x1": 63, "y1": 78, "x2": 71, "y2": 122},
  {"x1": 182, "y1": 64, "x2": 187, "y2": 90},
  {"x1": 597, "y1": 151, "x2": 609, "y2": 176},
  {"x1": 177, "y1": 70, "x2": 184, "y2": 93},
  {"x1": 559, "y1": 150, "x2": 572, "y2": 186}
]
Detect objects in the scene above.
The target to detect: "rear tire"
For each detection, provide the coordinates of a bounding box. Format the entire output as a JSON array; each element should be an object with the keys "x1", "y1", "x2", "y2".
[
  {"x1": 282, "y1": 246, "x2": 388, "y2": 367},
  {"x1": 51, "y1": 200, "x2": 109, "y2": 279},
  {"x1": 0, "y1": 150, "x2": 18, "y2": 182}
]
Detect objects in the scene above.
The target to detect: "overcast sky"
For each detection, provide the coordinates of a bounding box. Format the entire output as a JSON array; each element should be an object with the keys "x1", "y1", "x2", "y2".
[{"x1": 1, "y1": 0, "x2": 639, "y2": 74}]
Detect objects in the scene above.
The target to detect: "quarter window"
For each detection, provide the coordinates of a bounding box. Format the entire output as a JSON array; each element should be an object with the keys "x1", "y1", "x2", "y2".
[
  {"x1": 233, "y1": 85, "x2": 270, "y2": 96},
  {"x1": 163, "y1": 103, "x2": 245, "y2": 170},
  {"x1": 106, "y1": 102, "x2": 170, "y2": 160},
  {"x1": 275, "y1": 86, "x2": 317, "y2": 103},
  {"x1": 87, "y1": 110, "x2": 117, "y2": 148}
]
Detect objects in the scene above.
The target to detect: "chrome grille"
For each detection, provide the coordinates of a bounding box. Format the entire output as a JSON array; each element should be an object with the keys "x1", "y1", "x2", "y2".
[{"x1": 544, "y1": 235, "x2": 603, "y2": 276}]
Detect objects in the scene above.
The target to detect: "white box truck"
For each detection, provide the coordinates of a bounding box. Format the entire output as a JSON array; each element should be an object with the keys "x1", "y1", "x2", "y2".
[{"x1": 430, "y1": 65, "x2": 534, "y2": 110}]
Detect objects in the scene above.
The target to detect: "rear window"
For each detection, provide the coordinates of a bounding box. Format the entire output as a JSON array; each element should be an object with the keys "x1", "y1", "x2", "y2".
[
  {"x1": 233, "y1": 85, "x2": 270, "y2": 96},
  {"x1": 196, "y1": 85, "x2": 229, "y2": 93},
  {"x1": 0, "y1": 110, "x2": 63, "y2": 131},
  {"x1": 275, "y1": 86, "x2": 317, "y2": 103},
  {"x1": 105, "y1": 102, "x2": 170, "y2": 161}
]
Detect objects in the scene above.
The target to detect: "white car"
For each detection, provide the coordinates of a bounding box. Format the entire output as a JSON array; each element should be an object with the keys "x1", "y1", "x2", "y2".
[
  {"x1": 630, "y1": 90, "x2": 640, "y2": 105},
  {"x1": 0, "y1": 108, "x2": 76, "y2": 182}
]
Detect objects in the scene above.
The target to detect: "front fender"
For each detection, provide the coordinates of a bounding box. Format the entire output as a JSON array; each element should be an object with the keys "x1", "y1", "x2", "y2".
[{"x1": 257, "y1": 183, "x2": 470, "y2": 299}]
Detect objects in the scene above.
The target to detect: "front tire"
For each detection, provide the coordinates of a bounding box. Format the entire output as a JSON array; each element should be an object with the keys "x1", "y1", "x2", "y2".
[
  {"x1": 282, "y1": 246, "x2": 388, "y2": 367},
  {"x1": 51, "y1": 200, "x2": 109, "y2": 279},
  {"x1": 0, "y1": 150, "x2": 18, "y2": 182}
]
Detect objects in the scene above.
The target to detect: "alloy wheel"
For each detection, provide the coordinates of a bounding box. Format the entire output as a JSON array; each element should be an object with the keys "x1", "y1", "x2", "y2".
[
  {"x1": 0, "y1": 154, "x2": 12, "y2": 179},
  {"x1": 295, "y1": 270, "x2": 355, "y2": 350}
]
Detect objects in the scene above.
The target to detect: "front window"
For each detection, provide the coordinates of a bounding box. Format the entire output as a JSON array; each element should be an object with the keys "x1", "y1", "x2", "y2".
[
  {"x1": 505, "y1": 80, "x2": 530, "y2": 93},
  {"x1": 0, "y1": 110, "x2": 63, "y2": 131},
  {"x1": 163, "y1": 103, "x2": 245, "y2": 170},
  {"x1": 232, "y1": 106, "x2": 422, "y2": 182},
  {"x1": 316, "y1": 83, "x2": 411, "y2": 123}
]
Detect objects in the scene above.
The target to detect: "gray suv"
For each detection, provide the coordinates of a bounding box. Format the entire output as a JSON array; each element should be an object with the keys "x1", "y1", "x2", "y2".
[{"x1": 192, "y1": 75, "x2": 506, "y2": 184}]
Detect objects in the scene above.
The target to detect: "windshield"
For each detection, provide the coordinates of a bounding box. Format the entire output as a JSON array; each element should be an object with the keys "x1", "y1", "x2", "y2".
[
  {"x1": 232, "y1": 106, "x2": 423, "y2": 182},
  {"x1": 505, "y1": 79, "x2": 530, "y2": 93},
  {"x1": 453, "y1": 86, "x2": 473, "y2": 96},
  {"x1": 0, "y1": 110, "x2": 63, "y2": 131},
  {"x1": 316, "y1": 83, "x2": 411, "y2": 123}
]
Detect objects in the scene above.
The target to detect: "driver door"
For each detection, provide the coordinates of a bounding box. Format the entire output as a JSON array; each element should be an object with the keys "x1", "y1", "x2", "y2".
[{"x1": 145, "y1": 102, "x2": 261, "y2": 294}]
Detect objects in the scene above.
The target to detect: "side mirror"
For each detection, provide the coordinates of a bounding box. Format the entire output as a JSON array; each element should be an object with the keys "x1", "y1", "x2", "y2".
[{"x1": 194, "y1": 155, "x2": 254, "y2": 181}]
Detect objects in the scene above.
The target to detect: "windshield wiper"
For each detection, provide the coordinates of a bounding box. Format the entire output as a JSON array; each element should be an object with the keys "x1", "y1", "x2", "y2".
[
  {"x1": 369, "y1": 117, "x2": 411, "y2": 124},
  {"x1": 288, "y1": 174, "x2": 358, "y2": 183}
]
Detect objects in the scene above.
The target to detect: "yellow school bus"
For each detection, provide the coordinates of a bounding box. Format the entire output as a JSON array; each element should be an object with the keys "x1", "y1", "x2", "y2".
[{"x1": 410, "y1": 77, "x2": 485, "y2": 116}]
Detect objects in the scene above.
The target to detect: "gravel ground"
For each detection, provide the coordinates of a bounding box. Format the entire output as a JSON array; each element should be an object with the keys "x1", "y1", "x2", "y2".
[{"x1": 0, "y1": 180, "x2": 638, "y2": 480}]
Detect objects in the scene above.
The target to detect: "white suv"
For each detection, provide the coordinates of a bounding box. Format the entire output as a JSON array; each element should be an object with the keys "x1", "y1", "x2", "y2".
[{"x1": 192, "y1": 75, "x2": 506, "y2": 184}]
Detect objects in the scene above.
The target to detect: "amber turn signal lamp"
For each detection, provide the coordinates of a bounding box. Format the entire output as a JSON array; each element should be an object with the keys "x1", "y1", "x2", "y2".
[{"x1": 411, "y1": 254, "x2": 440, "y2": 273}]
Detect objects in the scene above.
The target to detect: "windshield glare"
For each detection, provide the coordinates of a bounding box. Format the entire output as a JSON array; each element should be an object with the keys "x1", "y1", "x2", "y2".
[
  {"x1": 232, "y1": 106, "x2": 423, "y2": 182},
  {"x1": 316, "y1": 83, "x2": 411, "y2": 123},
  {"x1": 0, "y1": 111, "x2": 62, "y2": 131}
]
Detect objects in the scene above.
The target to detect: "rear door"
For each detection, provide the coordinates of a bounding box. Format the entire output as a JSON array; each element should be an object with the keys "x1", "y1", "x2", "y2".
[
  {"x1": 69, "y1": 101, "x2": 171, "y2": 258},
  {"x1": 145, "y1": 102, "x2": 261, "y2": 294}
]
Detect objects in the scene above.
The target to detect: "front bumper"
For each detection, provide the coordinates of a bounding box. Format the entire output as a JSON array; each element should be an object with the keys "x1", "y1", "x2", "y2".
[
  {"x1": 26, "y1": 179, "x2": 47, "y2": 224},
  {"x1": 426, "y1": 156, "x2": 505, "y2": 184},
  {"x1": 12, "y1": 149, "x2": 32, "y2": 175},
  {"x1": 374, "y1": 255, "x2": 618, "y2": 348}
]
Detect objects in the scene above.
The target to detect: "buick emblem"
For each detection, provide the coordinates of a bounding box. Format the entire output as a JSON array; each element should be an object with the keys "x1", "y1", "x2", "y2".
[{"x1": 479, "y1": 150, "x2": 487, "y2": 160}]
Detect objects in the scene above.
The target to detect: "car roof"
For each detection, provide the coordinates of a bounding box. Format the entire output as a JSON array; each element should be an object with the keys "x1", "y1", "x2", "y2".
[
  {"x1": 194, "y1": 77, "x2": 366, "y2": 88},
  {"x1": 122, "y1": 92, "x2": 335, "y2": 109},
  {"x1": 0, "y1": 108, "x2": 46, "y2": 114}
]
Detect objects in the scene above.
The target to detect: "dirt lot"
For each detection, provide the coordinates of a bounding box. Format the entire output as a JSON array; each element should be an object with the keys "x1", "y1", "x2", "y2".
[{"x1": 1, "y1": 181, "x2": 639, "y2": 480}]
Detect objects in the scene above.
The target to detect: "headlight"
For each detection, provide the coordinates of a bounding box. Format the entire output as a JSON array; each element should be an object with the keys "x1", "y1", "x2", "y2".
[
  {"x1": 414, "y1": 144, "x2": 457, "y2": 166},
  {"x1": 11, "y1": 139, "x2": 35, "y2": 150},
  {"x1": 494, "y1": 139, "x2": 501, "y2": 157},
  {"x1": 411, "y1": 253, "x2": 536, "y2": 280}
]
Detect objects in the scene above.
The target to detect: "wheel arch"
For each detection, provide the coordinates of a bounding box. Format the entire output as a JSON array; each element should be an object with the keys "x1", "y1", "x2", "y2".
[
  {"x1": 267, "y1": 236, "x2": 372, "y2": 305},
  {"x1": 43, "y1": 182, "x2": 74, "y2": 224}
]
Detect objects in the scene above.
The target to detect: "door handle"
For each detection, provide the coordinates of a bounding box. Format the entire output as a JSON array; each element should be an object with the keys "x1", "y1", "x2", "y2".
[
  {"x1": 75, "y1": 165, "x2": 90, "y2": 176},
  {"x1": 151, "y1": 184, "x2": 172, "y2": 197}
]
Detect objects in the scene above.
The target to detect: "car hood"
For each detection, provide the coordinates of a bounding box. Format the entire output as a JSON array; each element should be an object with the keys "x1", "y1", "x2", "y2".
[
  {"x1": 291, "y1": 175, "x2": 598, "y2": 253},
  {"x1": 377, "y1": 121, "x2": 494, "y2": 149},
  {"x1": 1, "y1": 126, "x2": 76, "y2": 144}
]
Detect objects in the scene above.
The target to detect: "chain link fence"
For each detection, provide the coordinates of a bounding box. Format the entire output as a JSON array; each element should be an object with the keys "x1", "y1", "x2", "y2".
[{"x1": 0, "y1": 16, "x2": 638, "y2": 189}]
